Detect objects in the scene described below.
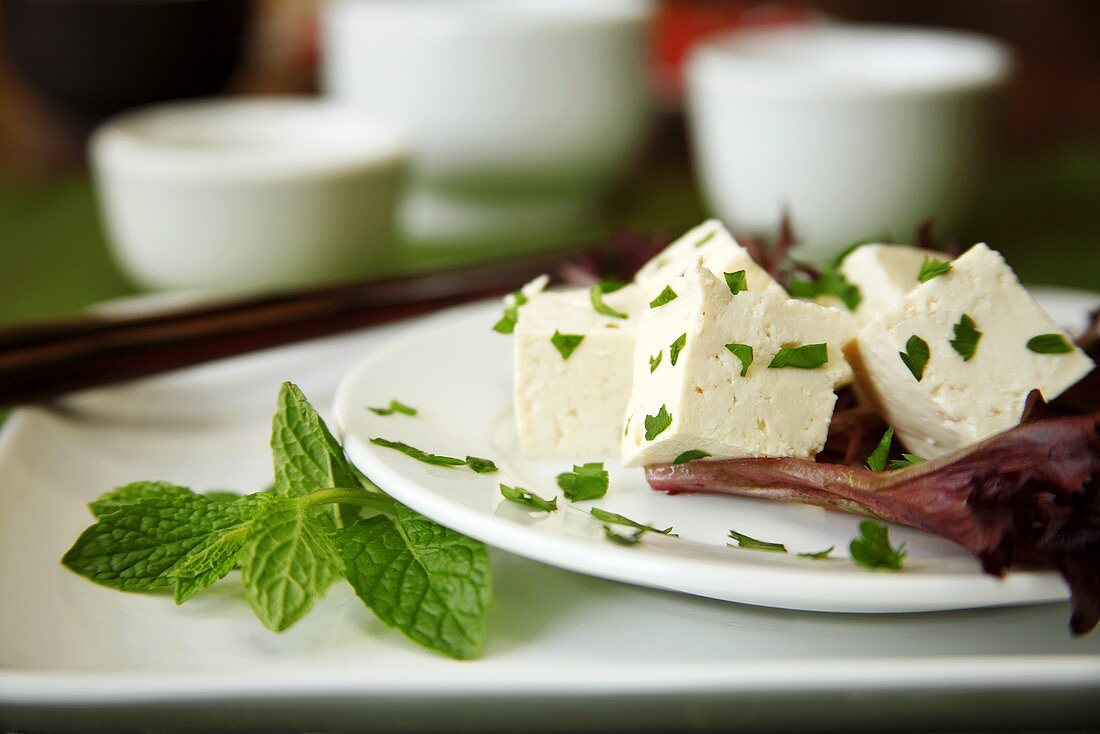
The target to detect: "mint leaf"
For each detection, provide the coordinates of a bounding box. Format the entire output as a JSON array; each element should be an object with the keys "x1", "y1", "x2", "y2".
[
  {"x1": 589, "y1": 280, "x2": 629, "y2": 319},
  {"x1": 950, "y1": 314, "x2": 981, "y2": 362},
  {"x1": 798, "y1": 546, "x2": 835, "y2": 560},
  {"x1": 272, "y1": 382, "x2": 359, "y2": 499},
  {"x1": 889, "y1": 453, "x2": 926, "y2": 469},
  {"x1": 1026, "y1": 333, "x2": 1074, "y2": 354},
  {"x1": 899, "y1": 335, "x2": 930, "y2": 381},
  {"x1": 849, "y1": 520, "x2": 906, "y2": 571},
  {"x1": 865, "y1": 427, "x2": 894, "y2": 472},
  {"x1": 590, "y1": 507, "x2": 675, "y2": 536},
  {"x1": 644, "y1": 405, "x2": 672, "y2": 440},
  {"x1": 694, "y1": 230, "x2": 716, "y2": 248},
  {"x1": 724, "y1": 270, "x2": 747, "y2": 295},
  {"x1": 649, "y1": 350, "x2": 662, "y2": 373},
  {"x1": 768, "y1": 343, "x2": 828, "y2": 369},
  {"x1": 492, "y1": 290, "x2": 527, "y2": 334},
  {"x1": 499, "y1": 484, "x2": 557, "y2": 512},
  {"x1": 649, "y1": 285, "x2": 678, "y2": 309},
  {"x1": 550, "y1": 330, "x2": 584, "y2": 360},
  {"x1": 556, "y1": 462, "x2": 609, "y2": 502},
  {"x1": 724, "y1": 343, "x2": 753, "y2": 376},
  {"x1": 239, "y1": 496, "x2": 343, "y2": 632},
  {"x1": 669, "y1": 333, "x2": 687, "y2": 366},
  {"x1": 788, "y1": 270, "x2": 861, "y2": 312},
  {"x1": 62, "y1": 492, "x2": 261, "y2": 593},
  {"x1": 89, "y1": 481, "x2": 194, "y2": 518},
  {"x1": 603, "y1": 525, "x2": 646, "y2": 546},
  {"x1": 336, "y1": 505, "x2": 492, "y2": 660},
  {"x1": 368, "y1": 400, "x2": 418, "y2": 417},
  {"x1": 672, "y1": 449, "x2": 710, "y2": 464},
  {"x1": 728, "y1": 529, "x2": 787, "y2": 553},
  {"x1": 370, "y1": 438, "x2": 496, "y2": 473},
  {"x1": 917, "y1": 257, "x2": 952, "y2": 283}
]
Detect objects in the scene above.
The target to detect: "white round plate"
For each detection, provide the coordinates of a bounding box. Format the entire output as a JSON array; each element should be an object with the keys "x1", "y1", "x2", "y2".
[{"x1": 334, "y1": 288, "x2": 1098, "y2": 615}]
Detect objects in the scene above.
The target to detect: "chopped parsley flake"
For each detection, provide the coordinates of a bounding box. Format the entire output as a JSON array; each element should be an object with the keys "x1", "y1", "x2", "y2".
[
  {"x1": 492, "y1": 290, "x2": 527, "y2": 334},
  {"x1": 644, "y1": 405, "x2": 672, "y2": 440},
  {"x1": 669, "y1": 333, "x2": 687, "y2": 366},
  {"x1": 672, "y1": 449, "x2": 710, "y2": 464},
  {"x1": 788, "y1": 270, "x2": 862, "y2": 312},
  {"x1": 724, "y1": 270, "x2": 747, "y2": 295},
  {"x1": 1026, "y1": 333, "x2": 1074, "y2": 354},
  {"x1": 649, "y1": 286, "x2": 678, "y2": 309},
  {"x1": 370, "y1": 438, "x2": 497, "y2": 474},
  {"x1": 728, "y1": 529, "x2": 786, "y2": 553},
  {"x1": 589, "y1": 280, "x2": 629, "y2": 319},
  {"x1": 550, "y1": 330, "x2": 584, "y2": 360},
  {"x1": 603, "y1": 525, "x2": 646, "y2": 546},
  {"x1": 865, "y1": 427, "x2": 893, "y2": 472},
  {"x1": 849, "y1": 520, "x2": 906, "y2": 571},
  {"x1": 649, "y1": 350, "x2": 663, "y2": 373},
  {"x1": 694, "y1": 230, "x2": 716, "y2": 248},
  {"x1": 950, "y1": 314, "x2": 981, "y2": 361},
  {"x1": 367, "y1": 399, "x2": 418, "y2": 417},
  {"x1": 899, "y1": 335, "x2": 930, "y2": 381},
  {"x1": 889, "y1": 453, "x2": 926, "y2": 469},
  {"x1": 499, "y1": 484, "x2": 557, "y2": 512},
  {"x1": 767, "y1": 343, "x2": 828, "y2": 369},
  {"x1": 556, "y1": 462, "x2": 609, "y2": 502},
  {"x1": 591, "y1": 507, "x2": 676, "y2": 536},
  {"x1": 917, "y1": 257, "x2": 952, "y2": 283},
  {"x1": 724, "y1": 343, "x2": 754, "y2": 376},
  {"x1": 798, "y1": 547, "x2": 835, "y2": 560}
]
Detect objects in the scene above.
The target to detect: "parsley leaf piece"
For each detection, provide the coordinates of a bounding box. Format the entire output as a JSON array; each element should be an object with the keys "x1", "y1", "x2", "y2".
[
  {"x1": 603, "y1": 525, "x2": 646, "y2": 546},
  {"x1": 673, "y1": 449, "x2": 711, "y2": 464},
  {"x1": 788, "y1": 270, "x2": 862, "y2": 312},
  {"x1": 272, "y1": 382, "x2": 360, "y2": 499},
  {"x1": 899, "y1": 335, "x2": 930, "y2": 381},
  {"x1": 499, "y1": 484, "x2": 558, "y2": 512},
  {"x1": 849, "y1": 520, "x2": 906, "y2": 571},
  {"x1": 728, "y1": 529, "x2": 787, "y2": 553},
  {"x1": 239, "y1": 495, "x2": 344, "y2": 632},
  {"x1": 649, "y1": 350, "x2": 663, "y2": 373},
  {"x1": 889, "y1": 453, "x2": 926, "y2": 469},
  {"x1": 492, "y1": 290, "x2": 528, "y2": 334},
  {"x1": 644, "y1": 405, "x2": 673, "y2": 440},
  {"x1": 724, "y1": 343, "x2": 754, "y2": 376},
  {"x1": 1027, "y1": 333, "x2": 1074, "y2": 354},
  {"x1": 591, "y1": 507, "x2": 676, "y2": 536},
  {"x1": 694, "y1": 230, "x2": 716, "y2": 248},
  {"x1": 950, "y1": 314, "x2": 982, "y2": 362},
  {"x1": 556, "y1": 462, "x2": 609, "y2": 502},
  {"x1": 767, "y1": 343, "x2": 828, "y2": 369},
  {"x1": 917, "y1": 257, "x2": 952, "y2": 283},
  {"x1": 669, "y1": 333, "x2": 687, "y2": 366},
  {"x1": 464, "y1": 456, "x2": 499, "y2": 474},
  {"x1": 649, "y1": 285, "x2": 678, "y2": 308},
  {"x1": 550, "y1": 330, "x2": 584, "y2": 360},
  {"x1": 724, "y1": 270, "x2": 747, "y2": 295},
  {"x1": 369, "y1": 438, "x2": 465, "y2": 468},
  {"x1": 336, "y1": 505, "x2": 492, "y2": 660},
  {"x1": 798, "y1": 546, "x2": 835, "y2": 560},
  {"x1": 589, "y1": 280, "x2": 629, "y2": 319},
  {"x1": 865, "y1": 427, "x2": 894, "y2": 472},
  {"x1": 368, "y1": 400, "x2": 418, "y2": 417}
]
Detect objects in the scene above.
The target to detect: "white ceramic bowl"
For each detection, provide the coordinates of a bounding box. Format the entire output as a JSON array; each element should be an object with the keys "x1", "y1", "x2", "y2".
[
  {"x1": 686, "y1": 25, "x2": 1011, "y2": 261},
  {"x1": 321, "y1": 0, "x2": 654, "y2": 244},
  {"x1": 91, "y1": 98, "x2": 408, "y2": 292}
]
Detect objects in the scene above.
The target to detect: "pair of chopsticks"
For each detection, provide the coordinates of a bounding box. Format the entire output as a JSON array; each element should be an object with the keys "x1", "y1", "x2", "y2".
[{"x1": 0, "y1": 250, "x2": 571, "y2": 406}]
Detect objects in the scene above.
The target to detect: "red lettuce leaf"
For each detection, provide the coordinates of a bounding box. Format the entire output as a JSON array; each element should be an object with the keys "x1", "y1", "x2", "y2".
[{"x1": 646, "y1": 407, "x2": 1100, "y2": 634}]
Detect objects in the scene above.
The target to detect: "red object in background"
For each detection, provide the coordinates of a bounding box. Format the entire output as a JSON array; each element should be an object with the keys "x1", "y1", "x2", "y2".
[{"x1": 653, "y1": 0, "x2": 815, "y2": 103}]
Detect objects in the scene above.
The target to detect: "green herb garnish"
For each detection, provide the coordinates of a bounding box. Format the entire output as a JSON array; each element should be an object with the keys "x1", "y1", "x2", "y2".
[
  {"x1": 788, "y1": 271, "x2": 862, "y2": 312},
  {"x1": 672, "y1": 449, "x2": 710, "y2": 464},
  {"x1": 370, "y1": 438, "x2": 497, "y2": 474},
  {"x1": 899, "y1": 335, "x2": 930, "y2": 381},
  {"x1": 950, "y1": 314, "x2": 981, "y2": 361},
  {"x1": 551, "y1": 330, "x2": 584, "y2": 360},
  {"x1": 499, "y1": 484, "x2": 557, "y2": 512},
  {"x1": 492, "y1": 290, "x2": 528, "y2": 334},
  {"x1": 767, "y1": 343, "x2": 828, "y2": 369},
  {"x1": 644, "y1": 405, "x2": 672, "y2": 440},
  {"x1": 1026, "y1": 333, "x2": 1074, "y2": 354},
  {"x1": 728, "y1": 529, "x2": 787, "y2": 553},
  {"x1": 589, "y1": 280, "x2": 629, "y2": 319},
  {"x1": 849, "y1": 520, "x2": 906, "y2": 571},
  {"x1": 798, "y1": 546, "x2": 835, "y2": 560},
  {"x1": 669, "y1": 333, "x2": 687, "y2": 366},
  {"x1": 724, "y1": 343, "x2": 753, "y2": 376},
  {"x1": 649, "y1": 351, "x2": 662, "y2": 373},
  {"x1": 368, "y1": 399, "x2": 418, "y2": 417},
  {"x1": 917, "y1": 257, "x2": 952, "y2": 283},
  {"x1": 889, "y1": 454, "x2": 926, "y2": 469},
  {"x1": 649, "y1": 286, "x2": 678, "y2": 309},
  {"x1": 694, "y1": 230, "x2": 716, "y2": 248},
  {"x1": 591, "y1": 507, "x2": 676, "y2": 536},
  {"x1": 603, "y1": 525, "x2": 646, "y2": 546},
  {"x1": 724, "y1": 270, "x2": 747, "y2": 295},
  {"x1": 556, "y1": 462, "x2": 609, "y2": 502},
  {"x1": 865, "y1": 427, "x2": 894, "y2": 472}
]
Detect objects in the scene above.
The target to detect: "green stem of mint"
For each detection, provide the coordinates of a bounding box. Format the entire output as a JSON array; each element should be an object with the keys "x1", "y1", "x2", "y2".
[{"x1": 302, "y1": 487, "x2": 397, "y2": 514}]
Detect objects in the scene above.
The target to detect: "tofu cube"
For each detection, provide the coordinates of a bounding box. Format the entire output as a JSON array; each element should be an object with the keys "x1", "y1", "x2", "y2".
[
  {"x1": 514, "y1": 284, "x2": 645, "y2": 458},
  {"x1": 845, "y1": 243, "x2": 1094, "y2": 459},
  {"x1": 838, "y1": 244, "x2": 946, "y2": 324},
  {"x1": 622, "y1": 265, "x2": 850, "y2": 467},
  {"x1": 634, "y1": 219, "x2": 787, "y2": 297}
]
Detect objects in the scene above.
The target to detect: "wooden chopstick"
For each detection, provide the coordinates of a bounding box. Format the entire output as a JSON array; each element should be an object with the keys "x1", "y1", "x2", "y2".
[{"x1": 0, "y1": 250, "x2": 571, "y2": 406}]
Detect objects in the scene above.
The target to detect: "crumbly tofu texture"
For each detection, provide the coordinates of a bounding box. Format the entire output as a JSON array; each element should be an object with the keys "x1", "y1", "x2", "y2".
[
  {"x1": 633, "y1": 219, "x2": 787, "y2": 297},
  {"x1": 845, "y1": 243, "x2": 1094, "y2": 459},
  {"x1": 839, "y1": 244, "x2": 945, "y2": 325},
  {"x1": 513, "y1": 284, "x2": 645, "y2": 458},
  {"x1": 622, "y1": 265, "x2": 849, "y2": 467}
]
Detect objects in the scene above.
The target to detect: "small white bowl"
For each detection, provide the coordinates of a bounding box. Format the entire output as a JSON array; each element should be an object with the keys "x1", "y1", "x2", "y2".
[
  {"x1": 686, "y1": 25, "x2": 1011, "y2": 261},
  {"x1": 91, "y1": 97, "x2": 408, "y2": 292}
]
